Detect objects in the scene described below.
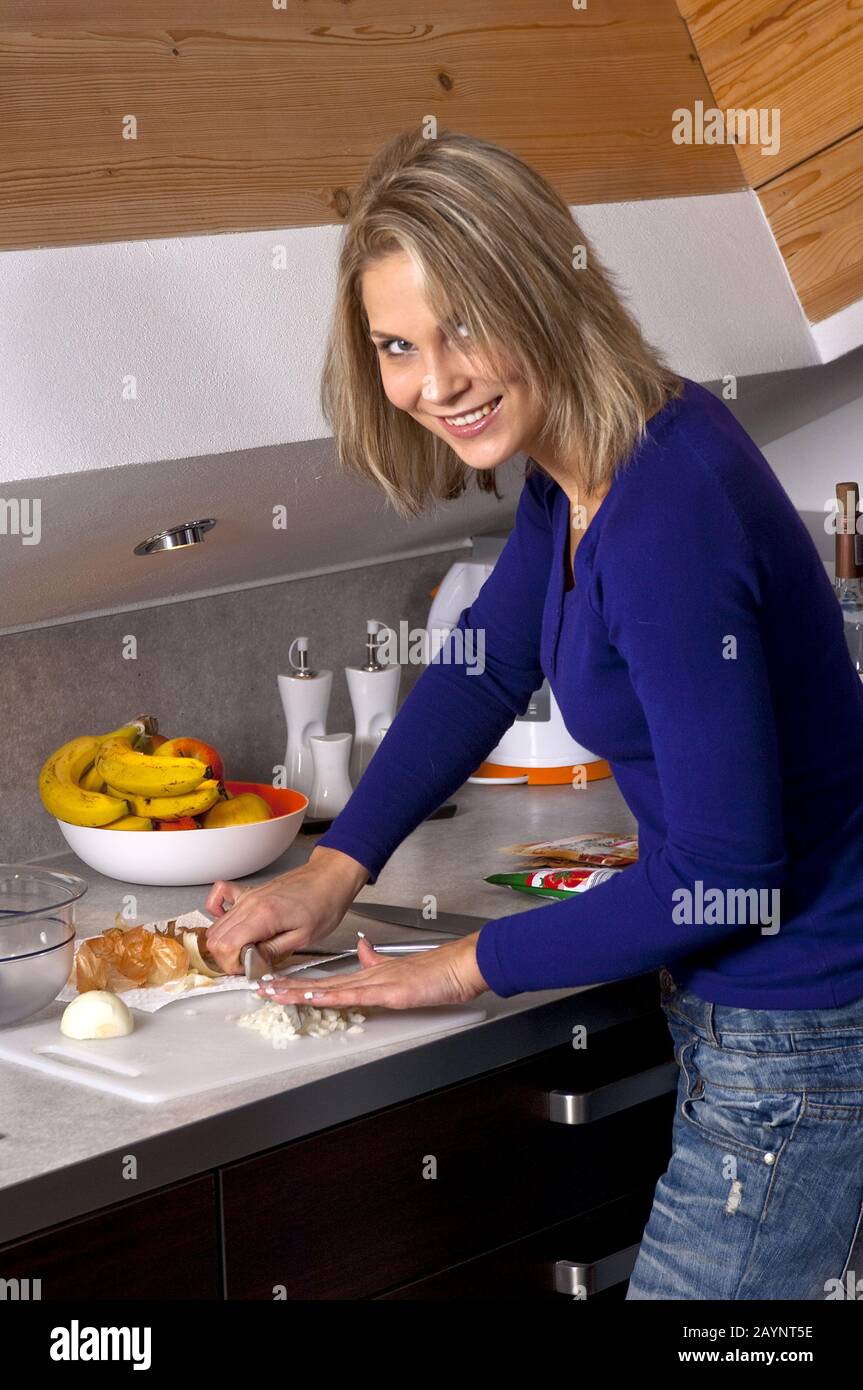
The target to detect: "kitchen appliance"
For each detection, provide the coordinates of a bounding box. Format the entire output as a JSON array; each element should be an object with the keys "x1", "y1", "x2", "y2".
[
  {"x1": 0, "y1": 991, "x2": 487, "y2": 1103},
  {"x1": 346, "y1": 619, "x2": 401, "y2": 784},
  {"x1": 56, "y1": 781, "x2": 307, "y2": 886},
  {"x1": 0, "y1": 865, "x2": 85, "y2": 1026},
  {"x1": 278, "y1": 635, "x2": 333, "y2": 797},
  {"x1": 426, "y1": 532, "x2": 610, "y2": 784}
]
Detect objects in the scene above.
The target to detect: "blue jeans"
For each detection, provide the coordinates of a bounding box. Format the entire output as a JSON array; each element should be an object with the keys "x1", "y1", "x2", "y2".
[{"x1": 625, "y1": 970, "x2": 863, "y2": 1300}]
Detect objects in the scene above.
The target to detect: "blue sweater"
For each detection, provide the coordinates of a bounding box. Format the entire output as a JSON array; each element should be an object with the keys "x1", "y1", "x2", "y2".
[{"x1": 318, "y1": 378, "x2": 863, "y2": 1008}]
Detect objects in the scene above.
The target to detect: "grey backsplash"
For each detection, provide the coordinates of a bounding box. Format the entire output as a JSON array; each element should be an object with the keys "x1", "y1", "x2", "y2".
[{"x1": 2, "y1": 547, "x2": 465, "y2": 863}]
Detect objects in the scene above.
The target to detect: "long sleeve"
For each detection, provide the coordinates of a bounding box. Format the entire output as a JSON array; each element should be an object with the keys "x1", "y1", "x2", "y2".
[
  {"x1": 315, "y1": 469, "x2": 551, "y2": 881},
  {"x1": 475, "y1": 446, "x2": 789, "y2": 996}
]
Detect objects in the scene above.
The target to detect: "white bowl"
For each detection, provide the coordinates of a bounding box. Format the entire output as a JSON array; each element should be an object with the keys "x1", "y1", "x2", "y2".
[{"x1": 56, "y1": 781, "x2": 308, "y2": 886}]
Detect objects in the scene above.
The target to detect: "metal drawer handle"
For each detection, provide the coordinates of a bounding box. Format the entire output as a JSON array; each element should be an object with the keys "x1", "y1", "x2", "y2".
[
  {"x1": 553, "y1": 1242, "x2": 641, "y2": 1296},
  {"x1": 546, "y1": 1059, "x2": 679, "y2": 1125}
]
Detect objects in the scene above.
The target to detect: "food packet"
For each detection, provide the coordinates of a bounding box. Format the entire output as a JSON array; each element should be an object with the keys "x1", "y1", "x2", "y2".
[
  {"x1": 500, "y1": 833, "x2": 638, "y2": 869},
  {"x1": 486, "y1": 866, "x2": 623, "y2": 901}
]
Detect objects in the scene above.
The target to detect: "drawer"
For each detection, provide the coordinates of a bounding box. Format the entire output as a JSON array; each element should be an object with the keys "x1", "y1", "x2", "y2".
[
  {"x1": 0, "y1": 1175, "x2": 219, "y2": 1300},
  {"x1": 379, "y1": 1183, "x2": 658, "y2": 1299},
  {"x1": 222, "y1": 1009, "x2": 676, "y2": 1299}
]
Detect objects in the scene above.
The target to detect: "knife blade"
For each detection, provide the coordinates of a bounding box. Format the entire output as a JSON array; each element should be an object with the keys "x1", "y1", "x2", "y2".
[
  {"x1": 241, "y1": 943, "x2": 270, "y2": 981},
  {"x1": 279, "y1": 941, "x2": 444, "y2": 976},
  {"x1": 242, "y1": 939, "x2": 450, "y2": 979},
  {"x1": 346, "y1": 902, "x2": 487, "y2": 937}
]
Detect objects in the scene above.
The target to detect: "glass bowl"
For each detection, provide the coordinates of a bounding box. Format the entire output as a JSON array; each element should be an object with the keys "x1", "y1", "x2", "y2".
[{"x1": 0, "y1": 865, "x2": 87, "y2": 1027}]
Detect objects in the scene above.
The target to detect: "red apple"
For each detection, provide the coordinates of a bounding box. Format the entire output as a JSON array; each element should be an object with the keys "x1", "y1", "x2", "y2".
[
  {"x1": 137, "y1": 732, "x2": 168, "y2": 754},
  {"x1": 156, "y1": 816, "x2": 199, "y2": 831},
  {"x1": 158, "y1": 737, "x2": 224, "y2": 781}
]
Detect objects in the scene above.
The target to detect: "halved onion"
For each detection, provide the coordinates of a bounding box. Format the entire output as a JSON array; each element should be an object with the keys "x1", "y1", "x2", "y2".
[{"x1": 61, "y1": 990, "x2": 134, "y2": 1039}]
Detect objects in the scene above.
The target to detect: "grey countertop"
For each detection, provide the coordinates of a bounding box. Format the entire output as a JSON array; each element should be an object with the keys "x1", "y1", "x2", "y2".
[{"x1": 0, "y1": 777, "x2": 650, "y2": 1245}]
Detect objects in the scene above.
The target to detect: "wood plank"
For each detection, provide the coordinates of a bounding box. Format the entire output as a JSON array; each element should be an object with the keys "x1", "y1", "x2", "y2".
[
  {"x1": 676, "y1": 0, "x2": 863, "y2": 186},
  {"x1": 759, "y1": 125, "x2": 863, "y2": 322},
  {"x1": 0, "y1": 0, "x2": 743, "y2": 251}
]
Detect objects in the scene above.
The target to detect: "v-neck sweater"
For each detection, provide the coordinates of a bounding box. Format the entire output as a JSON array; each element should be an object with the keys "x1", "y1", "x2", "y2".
[{"x1": 317, "y1": 377, "x2": 863, "y2": 1007}]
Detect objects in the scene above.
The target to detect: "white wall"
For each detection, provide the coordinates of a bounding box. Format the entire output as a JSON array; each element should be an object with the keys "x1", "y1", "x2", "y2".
[
  {"x1": 0, "y1": 190, "x2": 825, "y2": 486},
  {"x1": 714, "y1": 346, "x2": 863, "y2": 563}
]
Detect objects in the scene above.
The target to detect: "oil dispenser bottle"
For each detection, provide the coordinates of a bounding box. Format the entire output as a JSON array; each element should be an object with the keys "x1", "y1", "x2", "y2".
[
  {"x1": 345, "y1": 619, "x2": 400, "y2": 785},
  {"x1": 277, "y1": 636, "x2": 332, "y2": 797}
]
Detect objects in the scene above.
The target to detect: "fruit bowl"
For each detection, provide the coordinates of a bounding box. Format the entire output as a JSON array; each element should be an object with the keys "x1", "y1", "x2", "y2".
[{"x1": 56, "y1": 782, "x2": 308, "y2": 887}]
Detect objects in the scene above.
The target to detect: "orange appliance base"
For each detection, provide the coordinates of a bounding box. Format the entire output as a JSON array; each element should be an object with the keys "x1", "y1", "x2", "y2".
[{"x1": 472, "y1": 760, "x2": 612, "y2": 786}]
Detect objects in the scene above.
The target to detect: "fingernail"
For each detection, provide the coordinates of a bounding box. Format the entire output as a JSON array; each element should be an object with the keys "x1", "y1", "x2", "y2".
[
  {"x1": 303, "y1": 991, "x2": 315, "y2": 999},
  {"x1": 356, "y1": 929, "x2": 366, "y2": 939},
  {"x1": 261, "y1": 973, "x2": 274, "y2": 981}
]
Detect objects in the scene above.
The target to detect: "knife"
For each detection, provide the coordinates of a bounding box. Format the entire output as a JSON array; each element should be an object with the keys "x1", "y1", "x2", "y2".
[
  {"x1": 280, "y1": 942, "x2": 445, "y2": 976},
  {"x1": 346, "y1": 902, "x2": 487, "y2": 937},
  {"x1": 243, "y1": 940, "x2": 446, "y2": 980},
  {"x1": 241, "y1": 943, "x2": 270, "y2": 981},
  {"x1": 241, "y1": 939, "x2": 451, "y2": 980}
]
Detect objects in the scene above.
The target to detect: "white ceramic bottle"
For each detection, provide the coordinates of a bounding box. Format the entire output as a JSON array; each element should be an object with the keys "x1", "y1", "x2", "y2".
[
  {"x1": 307, "y1": 732, "x2": 354, "y2": 819},
  {"x1": 277, "y1": 637, "x2": 332, "y2": 797},
  {"x1": 346, "y1": 619, "x2": 401, "y2": 785}
]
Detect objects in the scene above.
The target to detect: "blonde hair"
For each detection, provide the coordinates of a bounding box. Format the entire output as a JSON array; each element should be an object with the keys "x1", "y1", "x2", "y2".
[{"x1": 321, "y1": 128, "x2": 683, "y2": 518}]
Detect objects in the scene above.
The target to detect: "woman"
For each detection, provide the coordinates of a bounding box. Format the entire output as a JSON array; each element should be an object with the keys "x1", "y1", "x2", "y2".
[{"x1": 206, "y1": 130, "x2": 863, "y2": 1299}]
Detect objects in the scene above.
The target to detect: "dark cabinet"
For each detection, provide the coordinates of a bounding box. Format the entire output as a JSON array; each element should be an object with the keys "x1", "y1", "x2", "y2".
[
  {"x1": 221, "y1": 1012, "x2": 675, "y2": 1299},
  {"x1": 378, "y1": 1185, "x2": 658, "y2": 1299},
  {"x1": 0, "y1": 1175, "x2": 219, "y2": 1300}
]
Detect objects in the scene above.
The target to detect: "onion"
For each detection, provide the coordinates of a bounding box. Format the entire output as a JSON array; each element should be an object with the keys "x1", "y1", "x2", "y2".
[
  {"x1": 61, "y1": 990, "x2": 134, "y2": 1039},
  {"x1": 181, "y1": 929, "x2": 224, "y2": 979}
]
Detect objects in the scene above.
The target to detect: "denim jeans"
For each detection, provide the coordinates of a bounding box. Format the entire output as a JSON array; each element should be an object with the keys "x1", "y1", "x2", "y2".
[{"x1": 625, "y1": 969, "x2": 863, "y2": 1300}]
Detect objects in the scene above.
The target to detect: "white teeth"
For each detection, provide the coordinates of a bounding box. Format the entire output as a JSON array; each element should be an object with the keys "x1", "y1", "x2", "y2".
[{"x1": 445, "y1": 396, "x2": 501, "y2": 426}]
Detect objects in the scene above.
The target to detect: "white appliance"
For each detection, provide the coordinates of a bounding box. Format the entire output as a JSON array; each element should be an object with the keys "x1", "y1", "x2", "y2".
[{"x1": 425, "y1": 533, "x2": 609, "y2": 786}]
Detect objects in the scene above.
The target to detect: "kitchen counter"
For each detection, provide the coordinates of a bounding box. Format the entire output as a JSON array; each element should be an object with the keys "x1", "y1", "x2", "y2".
[{"x1": 0, "y1": 777, "x2": 648, "y2": 1247}]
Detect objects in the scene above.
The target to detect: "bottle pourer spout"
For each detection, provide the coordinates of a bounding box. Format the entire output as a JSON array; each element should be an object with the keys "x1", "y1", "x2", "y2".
[
  {"x1": 288, "y1": 635, "x2": 317, "y2": 679},
  {"x1": 362, "y1": 619, "x2": 388, "y2": 672}
]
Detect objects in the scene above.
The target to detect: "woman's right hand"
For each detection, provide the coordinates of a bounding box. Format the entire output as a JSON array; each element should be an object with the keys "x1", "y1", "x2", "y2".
[{"x1": 203, "y1": 845, "x2": 370, "y2": 974}]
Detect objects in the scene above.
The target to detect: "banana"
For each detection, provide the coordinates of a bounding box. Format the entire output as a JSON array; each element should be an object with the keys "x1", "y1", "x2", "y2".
[
  {"x1": 79, "y1": 762, "x2": 107, "y2": 793},
  {"x1": 96, "y1": 739, "x2": 209, "y2": 797},
  {"x1": 104, "y1": 779, "x2": 223, "y2": 820},
  {"x1": 39, "y1": 736, "x2": 129, "y2": 827},
  {"x1": 104, "y1": 814, "x2": 154, "y2": 831},
  {"x1": 38, "y1": 719, "x2": 156, "y2": 828}
]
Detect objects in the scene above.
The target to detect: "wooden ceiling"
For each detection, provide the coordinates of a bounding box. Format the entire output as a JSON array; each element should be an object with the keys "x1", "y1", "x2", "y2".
[
  {"x1": 1, "y1": 1, "x2": 860, "y2": 322},
  {"x1": 0, "y1": 0, "x2": 742, "y2": 251},
  {"x1": 678, "y1": 0, "x2": 863, "y2": 323}
]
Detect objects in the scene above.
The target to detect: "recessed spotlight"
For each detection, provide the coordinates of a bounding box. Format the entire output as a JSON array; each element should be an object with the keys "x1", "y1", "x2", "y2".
[{"x1": 134, "y1": 519, "x2": 216, "y2": 556}]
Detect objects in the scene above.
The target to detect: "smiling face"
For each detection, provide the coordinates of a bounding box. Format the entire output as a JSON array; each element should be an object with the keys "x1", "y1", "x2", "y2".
[{"x1": 361, "y1": 251, "x2": 545, "y2": 472}]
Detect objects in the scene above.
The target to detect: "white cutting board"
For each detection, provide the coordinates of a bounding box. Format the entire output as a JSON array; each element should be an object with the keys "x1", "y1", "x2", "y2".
[{"x1": 0, "y1": 992, "x2": 487, "y2": 1104}]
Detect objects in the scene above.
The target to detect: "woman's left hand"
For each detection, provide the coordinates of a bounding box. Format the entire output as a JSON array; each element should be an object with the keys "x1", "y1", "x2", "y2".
[{"x1": 257, "y1": 932, "x2": 488, "y2": 1010}]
